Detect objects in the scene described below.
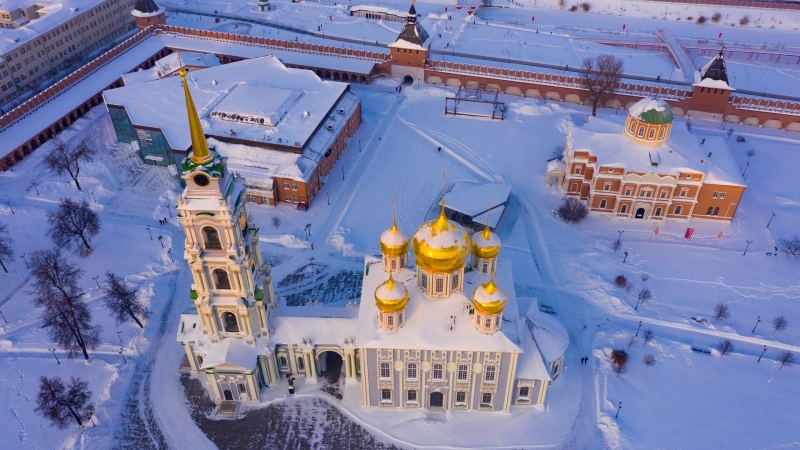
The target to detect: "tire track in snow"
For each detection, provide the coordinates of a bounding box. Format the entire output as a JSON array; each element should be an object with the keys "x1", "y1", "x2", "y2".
[{"x1": 396, "y1": 142, "x2": 422, "y2": 236}]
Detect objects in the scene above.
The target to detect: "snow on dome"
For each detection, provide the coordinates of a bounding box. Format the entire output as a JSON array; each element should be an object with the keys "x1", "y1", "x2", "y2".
[
  {"x1": 375, "y1": 272, "x2": 409, "y2": 313},
  {"x1": 472, "y1": 277, "x2": 507, "y2": 315},
  {"x1": 380, "y1": 218, "x2": 410, "y2": 256},
  {"x1": 471, "y1": 226, "x2": 501, "y2": 259},
  {"x1": 412, "y1": 203, "x2": 471, "y2": 273},
  {"x1": 628, "y1": 96, "x2": 674, "y2": 125}
]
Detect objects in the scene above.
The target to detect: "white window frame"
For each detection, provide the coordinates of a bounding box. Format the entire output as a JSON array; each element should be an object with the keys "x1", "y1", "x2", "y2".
[
  {"x1": 712, "y1": 191, "x2": 718, "y2": 198},
  {"x1": 420, "y1": 272, "x2": 428, "y2": 291},
  {"x1": 599, "y1": 199, "x2": 606, "y2": 209},
  {"x1": 406, "y1": 362, "x2": 418, "y2": 380},
  {"x1": 518, "y1": 386, "x2": 530, "y2": 400},
  {"x1": 386, "y1": 314, "x2": 394, "y2": 327},
  {"x1": 381, "y1": 388, "x2": 392, "y2": 403},
  {"x1": 719, "y1": 192, "x2": 726, "y2": 199},
  {"x1": 434, "y1": 277, "x2": 445, "y2": 294},
  {"x1": 407, "y1": 390, "x2": 417, "y2": 403},
  {"x1": 456, "y1": 364, "x2": 469, "y2": 382},
  {"x1": 379, "y1": 362, "x2": 391, "y2": 380},
  {"x1": 484, "y1": 365, "x2": 497, "y2": 383},
  {"x1": 481, "y1": 392, "x2": 493, "y2": 406},
  {"x1": 432, "y1": 363, "x2": 444, "y2": 381},
  {"x1": 455, "y1": 391, "x2": 467, "y2": 405}
]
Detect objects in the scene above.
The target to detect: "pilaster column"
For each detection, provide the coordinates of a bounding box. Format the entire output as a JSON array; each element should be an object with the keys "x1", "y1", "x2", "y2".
[
  {"x1": 344, "y1": 352, "x2": 352, "y2": 379},
  {"x1": 306, "y1": 350, "x2": 318, "y2": 383}
]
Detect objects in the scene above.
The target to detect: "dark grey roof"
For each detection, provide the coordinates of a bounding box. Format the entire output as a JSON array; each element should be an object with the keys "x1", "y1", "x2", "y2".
[
  {"x1": 134, "y1": 0, "x2": 162, "y2": 14},
  {"x1": 701, "y1": 50, "x2": 729, "y2": 84},
  {"x1": 397, "y1": 21, "x2": 430, "y2": 47}
]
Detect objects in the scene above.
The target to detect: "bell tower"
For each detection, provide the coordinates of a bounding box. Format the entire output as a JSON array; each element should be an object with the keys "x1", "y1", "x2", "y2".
[{"x1": 176, "y1": 62, "x2": 274, "y2": 346}]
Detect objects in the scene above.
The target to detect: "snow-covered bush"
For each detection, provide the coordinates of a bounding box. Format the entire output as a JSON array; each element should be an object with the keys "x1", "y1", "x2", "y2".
[
  {"x1": 696, "y1": 16, "x2": 707, "y2": 24},
  {"x1": 611, "y1": 349, "x2": 628, "y2": 376},
  {"x1": 614, "y1": 275, "x2": 628, "y2": 289},
  {"x1": 581, "y1": 2, "x2": 590, "y2": 12},
  {"x1": 712, "y1": 12, "x2": 722, "y2": 23},
  {"x1": 739, "y1": 15, "x2": 750, "y2": 26},
  {"x1": 557, "y1": 198, "x2": 588, "y2": 223}
]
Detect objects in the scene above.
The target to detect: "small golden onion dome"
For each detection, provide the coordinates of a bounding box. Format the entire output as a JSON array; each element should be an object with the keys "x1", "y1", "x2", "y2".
[
  {"x1": 471, "y1": 224, "x2": 501, "y2": 259},
  {"x1": 380, "y1": 218, "x2": 410, "y2": 256},
  {"x1": 375, "y1": 271, "x2": 409, "y2": 313},
  {"x1": 472, "y1": 276, "x2": 507, "y2": 315},
  {"x1": 412, "y1": 203, "x2": 471, "y2": 273}
]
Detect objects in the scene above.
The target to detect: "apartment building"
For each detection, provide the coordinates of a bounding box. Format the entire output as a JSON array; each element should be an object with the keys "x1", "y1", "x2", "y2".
[{"x1": 0, "y1": 0, "x2": 136, "y2": 107}]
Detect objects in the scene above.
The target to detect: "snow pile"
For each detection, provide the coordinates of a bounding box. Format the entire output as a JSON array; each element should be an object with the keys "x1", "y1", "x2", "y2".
[
  {"x1": 379, "y1": 224, "x2": 409, "y2": 247},
  {"x1": 628, "y1": 96, "x2": 671, "y2": 121},
  {"x1": 258, "y1": 234, "x2": 310, "y2": 249}
]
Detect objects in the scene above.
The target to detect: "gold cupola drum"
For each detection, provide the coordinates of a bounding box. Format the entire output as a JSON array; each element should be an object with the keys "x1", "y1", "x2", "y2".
[
  {"x1": 472, "y1": 275, "x2": 507, "y2": 335},
  {"x1": 471, "y1": 205, "x2": 501, "y2": 275},
  {"x1": 411, "y1": 200, "x2": 471, "y2": 299},
  {"x1": 380, "y1": 217, "x2": 410, "y2": 272},
  {"x1": 374, "y1": 271, "x2": 409, "y2": 332}
]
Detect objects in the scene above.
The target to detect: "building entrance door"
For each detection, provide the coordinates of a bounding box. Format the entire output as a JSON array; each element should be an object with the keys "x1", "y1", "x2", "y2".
[
  {"x1": 635, "y1": 208, "x2": 646, "y2": 219},
  {"x1": 429, "y1": 392, "x2": 444, "y2": 408},
  {"x1": 223, "y1": 389, "x2": 234, "y2": 401}
]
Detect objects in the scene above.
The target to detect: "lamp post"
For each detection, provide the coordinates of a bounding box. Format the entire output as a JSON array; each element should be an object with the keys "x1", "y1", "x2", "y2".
[
  {"x1": 615, "y1": 401, "x2": 622, "y2": 418},
  {"x1": 743, "y1": 240, "x2": 753, "y2": 256},
  {"x1": 6, "y1": 200, "x2": 13, "y2": 214},
  {"x1": 119, "y1": 348, "x2": 127, "y2": 364},
  {"x1": 20, "y1": 253, "x2": 28, "y2": 269},
  {"x1": 90, "y1": 191, "x2": 97, "y2": 204},
  {"x1": 752, "y1": 316, "x2": 761, "y2": 333},
  {"x1": 92, "y1": 275, "x2": 100, "y2": 289},
  {"x1": 158, "y1": 235, "x2": 164, "y2": 249},
  {"x1": 31, "y1": 180, "x2": 39, "y2": 195},
  {"x1": 146, "y1": 225, "x2": 152, "y2": 240},
  {"x1": 49, "y1": 348, "x2": 61, "y2": 364},
  {"x1": 117, "y1": 331, "x2": 123, "y2": 345},
  {"x1": 766, "y1": 212, "x2": 776, "y2": 228},
  {"x1": 0, "y1": 309, "x2": 7, "y2": 324},
  {"x1": 167, "y1": 248, "x2": 173, "y2": 262},
  {"x1": 758, "y1": 345, "x2": 767, "y2": 362},
  {"x1": 342, "y1": 166, "x2": 345, "y2": 181},
  {"x1": 635, "y1": 320, "x2": 642, "y2": 336},
  {"x1": 167, "y1": 202, "x2": 172, "y2": 218},
  {"x1": 742, "y1": 161, "x2": 750, "y2": 176},
  {"x1": 623, "y1": 251, "x2": 629, "y2": 263}
]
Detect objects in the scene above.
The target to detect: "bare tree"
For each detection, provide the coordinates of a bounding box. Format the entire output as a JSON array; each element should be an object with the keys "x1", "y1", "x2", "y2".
[
  {"x1": 101, "y1": 271, "x2": 148, "y2": 328},
  {"x1": 717, "y1": 339, "x2": 734, "y2": 357},
  {"x1": 0, "y1": 221, "x2": 13, "y2": 274},
  {"x1": 772, "y1": 315, "x2": 788, "y2": 333},
  {"x1": 272, "y1": 216, "x2": 281, "y2": 229},
  {"x1": 28, "y1": 249, "x2": 101, "y2": 360},
  {"x1": 744, "y1": 148, "x2": 755, "y2": 159},
  {"x1": 778, "y1": 350, "x2": 795, "y2": 369},
  {"x1": 779, "y1": 236, "x2": 800, "y2": 258},
  {"x1": 611, "y1": 238, "x2": 622, "y2": 252},
  {"x1": 643, "y1": 354, "x2": 656, "y2": 370},
  {"x1": 636, "y1": 288, "x2": 652, "y2": 310},
  {"x1": 35, "y1": 376, "x2": 95, "y2": 428},
  {"x1": 43, "y1": 140, "x2": 96, "y2": 192},
  {"x1": 713, "y1": 302, "x2": 731, "y2": 322},
  {"x1": 642, "y1": 329, "x2": 654, "y2": 346},
  {"x1": 46, "y1": 198, "x2": 100, "y2": 258},
  {"x1": 558, "y1": 198, "x2": 588, "y2": 223},
  {"x1": 581, "y1": 55, "x2": 624, "y2": 116},
  {"x1": 641, "y1": 273, "x2": 650, "y2": 282},
  {"x1": 614, "y1": 275, "x2": 628, "y2": 289},
  {"x1": 610, "y1": 349, "x2": 628, "y2": 377},
  {"x1": 626, "y1": 333, "x2": 637, "y2": 349}
]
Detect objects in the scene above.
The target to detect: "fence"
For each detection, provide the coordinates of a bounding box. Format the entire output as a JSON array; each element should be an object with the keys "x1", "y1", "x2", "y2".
[
  {"x1": 731, "y1": 95, "x2": 800, "y2": 116},
  {"x1": 646, "y1": 0, "x2": 800, "y2": 10}
]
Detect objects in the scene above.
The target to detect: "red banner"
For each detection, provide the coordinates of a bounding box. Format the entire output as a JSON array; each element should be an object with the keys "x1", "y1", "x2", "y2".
[{"x1": 685, "y1": 228, "x2": 694, "y2": 239}]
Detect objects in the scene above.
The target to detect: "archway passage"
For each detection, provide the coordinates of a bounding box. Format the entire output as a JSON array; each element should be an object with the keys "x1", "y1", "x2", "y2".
[
  {"x1": 319, "y1": 351, "x2": 343, "y2": 383},
  {"x1": 403, "y1": 75, "x2": 414, "y2": 85},
  {"x1": 223, "y1": 389, "x2": 234, "y2": 401},
  {"x1": 429, "y1": 392, "x2": 444, "y2": 408},
  {"x1": 635, "y1": 208, "x2": 646, "y2": 219}
]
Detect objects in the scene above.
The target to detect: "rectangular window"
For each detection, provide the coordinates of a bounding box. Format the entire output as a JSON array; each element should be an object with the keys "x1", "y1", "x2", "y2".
[
  {"x1": 407, "y1": 390, "x2": 417, "y2": 402},
  {"x1": 481, "y1": 392, "x2": 493, "y2": 405},
  {"x1": 285, "y1": 195, "x2": 290, "y2": 202},
  {"x1": 518, "y1": 386, "x2": 530, "y2": 399},
  {"x1": 381, "y1": 389, "x2": 392, "y2": 402},
  {"x1": 435, "y1": 277, "x2": 444, "y2": 294},
  {"x1": 625, "y1": 189, "x2": 631, "y2": 196},
  {"x1": 292, "y1": 196, "x2": 298, "y2": 202},
  {"x1": 380, "y1": 362, "x2": 391, "y2": 379},
  {"x1": 420, "y1": 273, "x2": 428, "y2": 290},
  {"x1": 386, "y1": 315, "x2": 394, "y2": 326},
  {"x1": 712, "y1": 192, "x2": 718, "y2": 198},
  {"x1": 451, "y1": 273, "x2": 459, "y2": 290},
  {"x1": 406, "y1": 362, "x2": 418, "y2": 380},
  {"x1": 455, "y1": 391, "x2": 467, "y2": 405},
  {"x1": 719, "y1": 192, "x2": 726, "y2": 199},
  {"x1": 484, "y1": 365, "x2": 497, "y2": 383},
  {"x1": 432, "y1": 363, "x2": 443, "y2": 381},
  {"x1": 457, "y1": 364, "x2": 468, "y2": 382},
  {"x1": 283, "y1": 182, "x2": 289, "y2": 189},
  {"x1": 680, "y1": 189, "x2": 687, "y2": 197},
  {"x1": 292, "y1": 183, "x2": 298, "y2": 191}
]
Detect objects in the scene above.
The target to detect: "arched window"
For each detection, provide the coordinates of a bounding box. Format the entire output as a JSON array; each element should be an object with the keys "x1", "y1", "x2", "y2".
[
  {"x1": 621, "y1": 205, "x2": 628, "y2": 214},
  {"x1": 213, "y1": 269, "x2": 231, "y2": 290},
  {"x1": 387, "y1": 315, "x2": 394, "y2": 326},
  {"x1": 638, "y1": 127, "x2": 645, "y2": 138},
  {"x1": 629, "y1": 121, "x2": 636, "y2": 133},
  {"x1": 202, "y1": 226, "x2": 222, "y2": 250},
  {"x1": 658, "y1": 128, "x2": 665, "y2": 139},
  {"x1": 407, "y1": 362, "x2": 418, "y2": 380},
  {"x1": 452, "y1": 273, "x2": 459, "y2": 290},
  {"x1": 713, "y1": 207, "x2": 720, "y2": 216},
  {"x1": 660, "y1": 190, "x2": 668, "y2": 199},
  {"x1": 279, "y1": 356, "x2": 288, "y2": 369},
  {"x1": 574, "y1": 165, "x2": 582, "y2": 175},
  {"x1": 648, "y1": 128, "x2": 656, "y2": 139},
  {"x1": 297, "y1": 357, "x2": 305, "y2": 371},
  {"x1": 675, "y1": 205, "x2": 682, "y2": 215},
  {"x1": 381, "y1": 389, "x2": 392, "y2": 402},
  {"x1": 655, "y1": 207, "x2": 662, "y2": 216},
  {"x1": 391, "y1": 259, "x2": 397, "y2": 270},
  {"x1": 420, "y1": 273, "x2": 428, "y2": 291},
  {"x1": 600, "y1": 199, "x2": 607, "y2": 209},
  {"x1": 237, "y1": 383, "x2": 246, "y2": 393},
  {"x1": 485, "y1": 317, "x2": 492, "y2": 328},
  {"x1": 707, "y1": 207, "x2": 713, "y2": 215},
  {"x1": 222, "y1": 312, "x2": 239, "y2": 333}
]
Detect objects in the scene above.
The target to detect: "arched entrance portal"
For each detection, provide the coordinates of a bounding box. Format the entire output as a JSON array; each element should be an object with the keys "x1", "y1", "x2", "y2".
[
  {"x1": 429, "y1": 391, "x2": 444, "y2": 408},
  {"x1": 223, "y1": 389, "x2": 234, "y2": 401},
  {"x1": 403, "y1": 75, "x2": 414, "y2": 85},
  {"x1": 317, "y1": 350, "x2": 343, "y2": 383},
  {"x1": 635, "y1": 208, "x2": 646, "y2": 219}
]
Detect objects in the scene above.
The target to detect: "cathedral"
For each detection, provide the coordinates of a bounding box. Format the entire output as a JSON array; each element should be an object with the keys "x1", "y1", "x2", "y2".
[{"x1": 174, "y1": 60, "x2": 567, "y2": 412}]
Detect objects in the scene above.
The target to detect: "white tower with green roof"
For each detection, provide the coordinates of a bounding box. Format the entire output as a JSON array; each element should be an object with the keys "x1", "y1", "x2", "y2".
[{"x1": 175, "y1": 62, "x2": 281, "y2": 403}]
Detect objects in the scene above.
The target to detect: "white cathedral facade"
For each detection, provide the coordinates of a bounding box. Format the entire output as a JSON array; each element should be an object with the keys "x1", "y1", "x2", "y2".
[{"x1": 174, "y1": 62, "x2": 568, "y2": 412}]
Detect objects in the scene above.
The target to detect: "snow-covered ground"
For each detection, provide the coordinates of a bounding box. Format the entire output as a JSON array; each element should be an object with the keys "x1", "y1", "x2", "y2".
[{"x1": 3, "y1": 54, "x2": 800, "y2": 449}]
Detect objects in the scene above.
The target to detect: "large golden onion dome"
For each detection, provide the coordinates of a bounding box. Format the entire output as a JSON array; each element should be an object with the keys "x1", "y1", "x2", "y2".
[
  {"x1": 380, "y1": 218, "x2": 410, "y2": 256},
  {"x1": 471, "y1": 224, "x2": 501, "y2": 259},
  {"x1": 472, "y1": 276, "x2": 507, "y2": 315},
  {"x1": 375, "y1": 271, "x2": 409, "y2": 313},
  {"x1": 412, "y1": 202, "x2": 471, "y2": 273}
]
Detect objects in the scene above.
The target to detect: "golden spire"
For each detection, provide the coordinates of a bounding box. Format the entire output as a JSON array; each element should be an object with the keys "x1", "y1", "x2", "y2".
[
  {"x1": 482, "y1": 199, "x2": 492, "y2": 240},
  {"x1": 386, "y1": 270, "x2": 396, "y2": 290},
  {"x1": 178, "y1": 53, "x2": 213, "y2": 165}
]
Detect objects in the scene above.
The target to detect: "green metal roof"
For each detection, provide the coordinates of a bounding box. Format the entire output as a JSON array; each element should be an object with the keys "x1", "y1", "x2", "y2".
[{"x1": 631, "y1": 97, "x2": 674, "y2": 125}]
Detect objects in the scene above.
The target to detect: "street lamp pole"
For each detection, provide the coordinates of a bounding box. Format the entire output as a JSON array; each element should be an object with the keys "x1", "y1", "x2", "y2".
[
  {"x1": 623, "y1": 251, "x2": 629, "y2": 263},
  {"x1": 766, "y1": 212, "x2": 776, "y2": 228},
  {"x1": 615, "y1": 401, "x2": 622, "y2": 418},
  {"x1": 635, "y1": 320, "x2": 642, "y2": 336},
  {"x1": 743, "y1": 240, "x2": 753, "y2": 255},
  {"x1": 49, "y1": 349, "x2": 61, "y2": 364},
  {"x1": 146, "y1": 225, "x2": 152, "y2": 240},
  {"x1": 119, "y1": 348, "x2": 127, "y2": 364},
  {"x1": 757, "y1": 345, "x2": 767, "y2": 362},
  {"x1": 20, "y1": 253, "x2": 28, "y2": 269},
  {"x1": 752, "y1": 316, "x2": 760, "y2": 333},
  {"x1": 92, "y1": 276, "x2": 100, "y2": 289},
  {"x1": 158, "y1": 236, "x2": 164, "y2": 249}
]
